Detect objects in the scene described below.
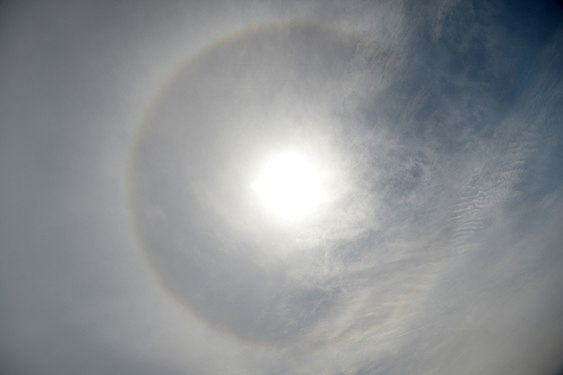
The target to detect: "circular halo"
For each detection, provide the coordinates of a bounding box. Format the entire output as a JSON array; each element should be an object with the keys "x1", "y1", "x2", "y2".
[{"x1": 127, "y1": 21, "x2": 443, "y2": 350}]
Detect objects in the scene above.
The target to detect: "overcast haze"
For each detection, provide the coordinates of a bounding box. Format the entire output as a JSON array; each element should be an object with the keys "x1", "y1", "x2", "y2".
[{"x1": 1, "y1": 1, "x2": 563, "y2": 374}]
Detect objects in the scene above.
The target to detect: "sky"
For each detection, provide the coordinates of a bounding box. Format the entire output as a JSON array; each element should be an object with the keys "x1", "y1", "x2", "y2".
[{"x1": 1, "y1": 0, "x2": 563, "y2": 374}]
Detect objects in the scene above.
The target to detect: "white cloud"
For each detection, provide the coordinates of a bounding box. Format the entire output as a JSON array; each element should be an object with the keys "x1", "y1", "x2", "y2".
[{"x1": 1, "y1": 1, "x2": 562, "y2": 374}]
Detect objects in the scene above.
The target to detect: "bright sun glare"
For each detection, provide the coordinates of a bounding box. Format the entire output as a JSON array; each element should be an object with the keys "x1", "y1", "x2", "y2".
[{"x1": 250, "y1": 151, "x2": 328, "y2": 222}]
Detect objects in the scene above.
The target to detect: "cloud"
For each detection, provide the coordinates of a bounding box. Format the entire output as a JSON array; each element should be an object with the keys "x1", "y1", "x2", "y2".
[{"x1": 1, "y1": 0, "x2": 562, "y2": 374}]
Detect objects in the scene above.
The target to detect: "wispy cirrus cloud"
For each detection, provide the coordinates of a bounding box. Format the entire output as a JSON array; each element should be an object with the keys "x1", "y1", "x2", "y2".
[{"x1": 1, "y1": 1, "x2": 562, "y2": 374}]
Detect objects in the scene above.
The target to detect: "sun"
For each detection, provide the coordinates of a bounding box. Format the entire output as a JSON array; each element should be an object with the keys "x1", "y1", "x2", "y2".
[{"x1": 250, "y1": 151, "x2": 329, "y2": 222}]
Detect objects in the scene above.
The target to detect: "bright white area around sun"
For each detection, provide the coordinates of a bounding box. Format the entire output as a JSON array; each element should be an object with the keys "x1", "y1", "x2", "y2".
[{"x1": 250, "y1": 151, "x2": 330, "y2": 223}]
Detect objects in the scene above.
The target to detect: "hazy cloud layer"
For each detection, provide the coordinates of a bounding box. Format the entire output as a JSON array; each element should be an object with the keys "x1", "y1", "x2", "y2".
[{"x1": 1, "y1": 1, "x2": 562, "y2": 374}]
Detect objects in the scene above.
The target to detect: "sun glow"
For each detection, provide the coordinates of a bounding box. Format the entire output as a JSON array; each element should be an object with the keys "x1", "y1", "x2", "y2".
[{"x1": 250, "y1": 151, "x2": 329, "y2": 222}]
